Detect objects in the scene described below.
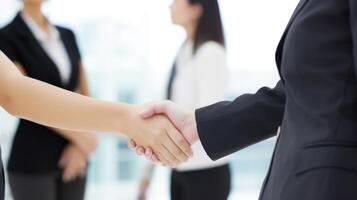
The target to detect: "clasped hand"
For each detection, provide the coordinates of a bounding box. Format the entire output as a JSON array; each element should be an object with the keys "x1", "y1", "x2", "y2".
[{"x1": 128, "y1": 101, "x2": 199, "y2": 167}]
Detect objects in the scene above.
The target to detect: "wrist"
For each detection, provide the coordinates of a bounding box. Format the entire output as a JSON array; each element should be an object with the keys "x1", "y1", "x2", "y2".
[
  {"x1": 114, "y1": 104, "x2": 146, "y2": 138},
  {"x1": 67, "y1": 132, "x2": 86, "y2": 147},
  {"x1": 182, "y1": 111, "x2": 199, "y2": 145},
  {"x1": 65, "y1": 131, "x2": 81, "y2": 144}
]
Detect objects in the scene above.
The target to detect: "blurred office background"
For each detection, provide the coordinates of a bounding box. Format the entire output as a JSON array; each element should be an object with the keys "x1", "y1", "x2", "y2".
[{"x1": 0, "y1": 0, "x2": 298, "y2": 199}]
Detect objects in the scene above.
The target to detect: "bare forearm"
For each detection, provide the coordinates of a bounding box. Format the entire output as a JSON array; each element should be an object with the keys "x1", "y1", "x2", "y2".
[
  {"x1": 0, "y1": 52, "x2": 193, "y2": 166},
  {"x1": 0, "y1": 52, "x2": 134, "y2": 135},
  {"x1": 52, "y1": 64, "x2": 94, "y2": 141},
  {"x1": 4, "y1": 75, "x2": 137, "y2": 134}
]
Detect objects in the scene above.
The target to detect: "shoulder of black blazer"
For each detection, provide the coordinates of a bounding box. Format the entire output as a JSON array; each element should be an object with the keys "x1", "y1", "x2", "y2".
[
  {"x1": 0, "y1": 13, "x2": 76, "y2": 44},
  {"x1": 0, "y1": 13, "x2": 81, "y2": 91}
]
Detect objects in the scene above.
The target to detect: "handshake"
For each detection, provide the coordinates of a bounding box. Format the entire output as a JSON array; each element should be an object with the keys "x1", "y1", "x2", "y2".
[{"x1": 126, "y1": 101, "x2": 199, "y2": 167}]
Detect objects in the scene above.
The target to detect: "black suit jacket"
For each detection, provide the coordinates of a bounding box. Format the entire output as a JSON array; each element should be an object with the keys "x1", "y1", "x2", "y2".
[
  {"x1": 0, "y1": 14, "x2": 81, "y2": 173},
  {"x1": 196, "y1": 0, "x2": 357, "y2": 199}
]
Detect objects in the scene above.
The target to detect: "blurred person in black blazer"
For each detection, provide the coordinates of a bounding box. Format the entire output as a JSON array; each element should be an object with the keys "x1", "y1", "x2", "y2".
[{"x1": 0, "y1": 0, "x2": 97, "y2": 199}]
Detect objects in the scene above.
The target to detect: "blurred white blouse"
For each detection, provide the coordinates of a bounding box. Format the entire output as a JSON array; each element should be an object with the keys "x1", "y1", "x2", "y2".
[
  {"x1": 21, "y1": 12, "x2": 71, "y2": 84},
  {"x1": 171, "y1": 40, "x2": 230, "y2": 171}
]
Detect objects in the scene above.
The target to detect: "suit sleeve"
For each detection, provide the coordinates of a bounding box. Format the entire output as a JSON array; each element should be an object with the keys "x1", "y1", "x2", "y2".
[
  {"x1": 195, "y1": 80, "x2": 286, "y2": 160},
  {"x1": 349, "y1": 1, "x2": 357, "y2": 76}
]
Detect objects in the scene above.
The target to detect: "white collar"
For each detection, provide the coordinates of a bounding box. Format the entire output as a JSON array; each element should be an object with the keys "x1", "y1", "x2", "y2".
[{"x1": 21, "y1": 12, "x2": 60, "y2": 42}]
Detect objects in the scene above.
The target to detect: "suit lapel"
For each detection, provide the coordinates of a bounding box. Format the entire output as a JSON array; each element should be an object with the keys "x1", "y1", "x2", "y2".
[
  {"x1": 275, "y1": 0, "x2": 310, "y2": 81},
  {"x1": 13, "y1": 14, "x2": 63, "y2": 86},
  {"x1": 57, "y1": 29, "x2": 78, "y2": 91}
]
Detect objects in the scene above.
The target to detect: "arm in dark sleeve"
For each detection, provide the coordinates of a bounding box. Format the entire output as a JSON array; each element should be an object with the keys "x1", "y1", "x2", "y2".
[
  {"x1": 349, "y1": 1, "x2": 357, "y2": 77},
  {"x1": 195, "y1": 80, "x2": 286, "y2": 160}
]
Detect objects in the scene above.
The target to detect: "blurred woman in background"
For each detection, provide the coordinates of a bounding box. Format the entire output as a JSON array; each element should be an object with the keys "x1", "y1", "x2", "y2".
[
  {"x1": 0, "y1": 0, "x2": 97, "y2": 199},
  {"x1": 137, "y1": 0, "x2": 231, "y2": 199}
]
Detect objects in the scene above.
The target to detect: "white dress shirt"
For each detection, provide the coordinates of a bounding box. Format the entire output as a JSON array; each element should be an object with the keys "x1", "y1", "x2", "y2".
[
  {"x1": 21, "y1": 12, "x2": 71, "y2": 84},
  {"x1": 172, "y1": 41, "x2": 230, "y2": 171}
]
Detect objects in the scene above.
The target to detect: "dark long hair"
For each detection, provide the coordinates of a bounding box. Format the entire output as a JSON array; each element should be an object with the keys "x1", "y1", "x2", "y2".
[{"x1": 189, "y1": 0, "x2": 225, "y2": 54}]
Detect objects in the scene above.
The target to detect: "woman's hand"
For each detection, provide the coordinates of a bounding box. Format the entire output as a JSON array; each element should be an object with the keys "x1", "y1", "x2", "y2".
[
  {"x1": 126, "y1": 105, "x2": 193, "y2": 167},
  {"x1": 129, "y1": 101, "x2": 198, "y2": 163},
  {"x1": 59, "y1": 144, "x2": 87, "y2": 182}
]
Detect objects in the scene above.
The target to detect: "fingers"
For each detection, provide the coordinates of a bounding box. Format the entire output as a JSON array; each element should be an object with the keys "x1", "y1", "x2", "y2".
[
  {"x1": 145, "y1": 148, "x2": 153, "y2": 158},
  {"x1": 136, "y1": 147, "x2": 145, "y2": 155},
  {"x1": 76, "y1": 160, "x2": 87, "y2": 178},
  {"x1": 59, "y1": 145, "x2": 87, "y2": 182},
  {"x1": 62, "y1": 166, "x2": 73, "y2": 182},
  {"x1": 155, "y1": 151, "x2": 171, "y2": 166},
  {"x1": 135, "y1": 147, "x2": 171, "y2": 165},
  {"x1": 160, "y1": 145, "x2": 180, "y2": 166},
  {"x1": 166, "y1": 125, "x2": 193, "y2": 158},
  {"x1": 142, "y1": 128, "x2": 180, "y2": 166},
  {"x1": 63, "y1": 160, "x2": 77, "y2": 182},
  {"x1": 130, "y1": 141, "x2": 160, "y2": 163},
  {"x1": 63, "y1": 158, "x2": 86, "y2": 182},
  {"x1": 131, "y1": 138, "x2": 188, "y2": 165},
  {"x1": 159, "y1": 135, "x2": 188, "y2": 165},
  {"x1": 145, "y1": 148, "x2": 160, "y2": 163},
  {"x1": 140, "y1": 147, "x2": 160, "y2": 163},
  {"x1": 151, "y1": 154, "x2": 159, "y2": 163},
  {"x1": 137, "y1": 146, "x2": 160, "y2": 163},
  {"x1": 133, "y1": 144, "x2": 188, "y2": 166},
  {"x1": 128, "y1": 139, "x2": 137, "y2": 148},
  {"x1": 161, "y1": 131, "x2": 188, "y2": 164}
]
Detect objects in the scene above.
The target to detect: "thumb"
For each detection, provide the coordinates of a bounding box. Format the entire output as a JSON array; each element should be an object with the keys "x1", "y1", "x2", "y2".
[
  {"x1": 139, "y1": 107, "x2": 156, "y2": 119},
  {"x1": 140, "y1": 102, "x2": 170, "y2": 119}
]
